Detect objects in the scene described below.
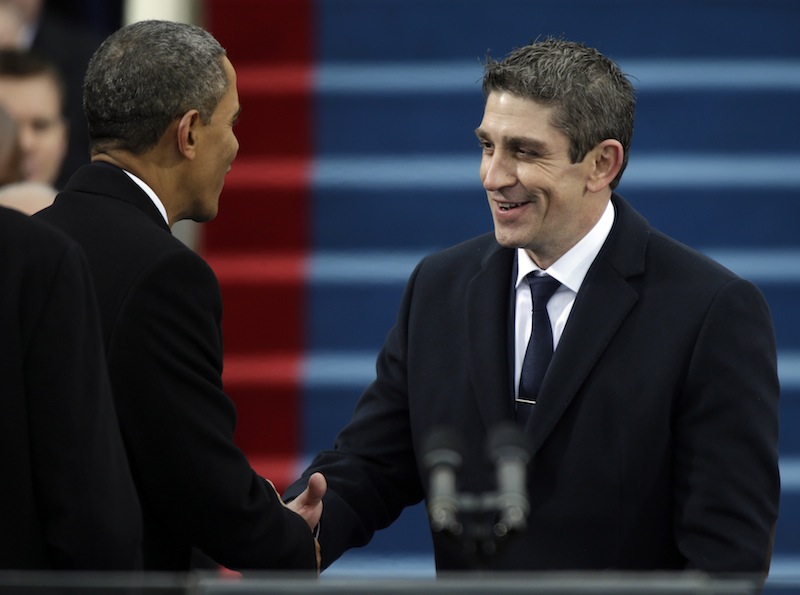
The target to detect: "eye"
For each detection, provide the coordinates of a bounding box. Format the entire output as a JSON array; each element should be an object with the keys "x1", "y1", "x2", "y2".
[
  {"x1": 32, "y1": 118, "x2": 58, "y2": 133},
  {"x1": 514, "y1": 146, "x2": 541, "y2": 160}
]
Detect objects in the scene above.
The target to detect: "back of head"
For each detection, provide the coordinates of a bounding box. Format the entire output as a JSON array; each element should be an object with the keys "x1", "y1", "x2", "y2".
[
  {"x1": 83, "y1": 20, "x2": 228, "y2": 155},
  {"x1": 483, "y1": 37, "x2": 635, "y2": 188}
]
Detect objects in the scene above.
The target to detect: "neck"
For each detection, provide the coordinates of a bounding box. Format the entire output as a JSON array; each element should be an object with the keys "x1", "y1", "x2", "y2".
[{"x1": 92, "y1": 152, "x2": 181, "y2": 225}]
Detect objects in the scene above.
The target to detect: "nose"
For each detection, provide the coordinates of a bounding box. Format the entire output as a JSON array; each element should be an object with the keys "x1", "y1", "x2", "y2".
[
  {"x1": 18, "y1": 124, "x2": 36, "y2": 153},
  {"x1": 481, "y1": 150, "x2": 516, "y2": 191}
]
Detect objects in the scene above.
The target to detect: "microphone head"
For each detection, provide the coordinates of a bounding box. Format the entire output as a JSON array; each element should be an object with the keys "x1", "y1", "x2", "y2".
[
  {"x1": 421, "y1": 425, "x2": 465, "y2": 471},
  {"x1": 488, "y1": 422, "x2": 532, "y2": 536},
  {"x1": 422, "y1": 426, "x2": 465, "y2": 535},
  {"x1": 487, "y1": 421, "x2": 531, "y2": 463}
]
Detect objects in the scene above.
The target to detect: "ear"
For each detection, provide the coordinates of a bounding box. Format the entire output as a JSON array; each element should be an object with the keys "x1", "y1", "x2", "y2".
[
  {"x1": 586, "y1": 139, "x2": 624, "y2": 193},
  {"x1": 176, "y1": 109, "x2": 202, "y2": 160}
]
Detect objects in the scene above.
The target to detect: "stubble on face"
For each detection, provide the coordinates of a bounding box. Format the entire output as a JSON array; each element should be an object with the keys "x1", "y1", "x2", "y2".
[
  {"x1": 477, "y1": 92, "x2": 605, "y2": 269},
  {"x1": 185, "y1": 57, "x2": 240, "y2": 224}
]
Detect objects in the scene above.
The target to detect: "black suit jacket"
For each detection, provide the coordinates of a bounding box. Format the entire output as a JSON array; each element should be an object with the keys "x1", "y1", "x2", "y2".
[
  {"x1": 0, "y1": 205, "x2": 141, "y2": 569},
  {"x1": 286, "y1": 193, "x2": 780, "y2": 574},
  {"x1": 36, "y1": 163, "x2": 317, "y2": 571}
]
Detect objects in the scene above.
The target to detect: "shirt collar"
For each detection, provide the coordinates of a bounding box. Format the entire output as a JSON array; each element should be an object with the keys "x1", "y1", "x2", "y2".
[
  {"x1": 515, "y1": 199, "x2": 615, "y2": 293},
  {"x1": 122, "y1": 170, "x2": 169, "y2": 226}
]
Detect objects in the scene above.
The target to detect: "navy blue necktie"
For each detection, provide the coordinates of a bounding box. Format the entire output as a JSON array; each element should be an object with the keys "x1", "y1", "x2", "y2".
[{"x1": 516, "y1": 274, "x2": 561, "y2": 424}]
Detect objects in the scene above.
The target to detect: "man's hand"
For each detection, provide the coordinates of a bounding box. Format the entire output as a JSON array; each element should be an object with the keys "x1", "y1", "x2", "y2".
[{"x1": 287, "y1": 472, "x2": 326, "y2": 531}]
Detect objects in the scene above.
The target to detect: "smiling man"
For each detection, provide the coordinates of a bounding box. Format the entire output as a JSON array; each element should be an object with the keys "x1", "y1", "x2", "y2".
[
  {"x1": 285, "y1": 38, "x2": 780, "y2": 577},
  {"x1": 36, "y1": 19, "x2": 324, "y2": 573}
]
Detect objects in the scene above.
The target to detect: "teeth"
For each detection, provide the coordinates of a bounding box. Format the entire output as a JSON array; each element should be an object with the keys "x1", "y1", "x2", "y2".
[{"x1": 500, "y1": 203, "x2": 523, "y2": 211}]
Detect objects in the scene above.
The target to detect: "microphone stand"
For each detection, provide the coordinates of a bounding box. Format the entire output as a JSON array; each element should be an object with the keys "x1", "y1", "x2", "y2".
[{"x1": 422, "y1": 422, "x2": 532, "y2": 568}]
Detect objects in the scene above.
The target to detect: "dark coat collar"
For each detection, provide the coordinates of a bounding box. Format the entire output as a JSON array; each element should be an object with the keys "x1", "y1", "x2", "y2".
[{"x1": 64, "y1": 162, "x2": 171, "y2": 232}]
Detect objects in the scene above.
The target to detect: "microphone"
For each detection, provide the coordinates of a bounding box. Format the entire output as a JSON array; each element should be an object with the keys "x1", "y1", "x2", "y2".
[
  {"x1": 488, "y1": 422, "x2": 531, "y2": 537},
  {"x1": 422, "y1": 426, "x2": 465, "y2": 535}
]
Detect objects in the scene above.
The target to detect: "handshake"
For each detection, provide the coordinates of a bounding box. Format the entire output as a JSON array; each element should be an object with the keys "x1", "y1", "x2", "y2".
[{"x1": 284, "y1": 472, "x2": 327, "y2": 570}]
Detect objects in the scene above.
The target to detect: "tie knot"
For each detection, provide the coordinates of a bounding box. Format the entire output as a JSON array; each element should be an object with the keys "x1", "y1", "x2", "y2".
[{"x1": 527, "y1": 274, "x2": 561, "y2": 309}]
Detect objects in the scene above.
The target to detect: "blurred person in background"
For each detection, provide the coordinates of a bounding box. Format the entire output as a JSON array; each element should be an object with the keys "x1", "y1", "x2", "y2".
[
  {"x1": 0, "y1": 101, "x2": 22, "y2": 184},
  {"x1": 0, "y1": 49, "x2": 66, "y2": 188},
  {"x1": 0, "y1": 97, "x2": 55, "y2": 213},
  {"x1": 0, "y1": 0, "x2": 104, "y2": 186},
  {"x1": 0, "y1": 180, "x2": 56, "y2": 213},
  {"x1": 0, "y1": 1, "x2": 23, "y2": 47}
]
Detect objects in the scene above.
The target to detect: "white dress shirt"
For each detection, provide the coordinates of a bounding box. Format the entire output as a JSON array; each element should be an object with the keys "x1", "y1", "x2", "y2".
[
  {"x1": 513, "y1": 200, "x2": 615, "y2": 398},
  {"x1": 123, "y1": 169, "x2": 169, "y2": 226}
]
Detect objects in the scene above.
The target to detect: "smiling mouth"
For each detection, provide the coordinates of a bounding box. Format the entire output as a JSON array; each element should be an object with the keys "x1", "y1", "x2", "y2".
[{"x1": 498, "y1": 202, "x2": 527, "y2": 212}]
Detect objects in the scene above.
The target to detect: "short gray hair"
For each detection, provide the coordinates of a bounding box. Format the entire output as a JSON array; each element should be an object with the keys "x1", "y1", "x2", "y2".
[
  {"x1": 84, "y1": 20, "x2": 228, "y2": 154},
  {"x1": 483, "y1": 38, "x2": 635, "y2": 189}
]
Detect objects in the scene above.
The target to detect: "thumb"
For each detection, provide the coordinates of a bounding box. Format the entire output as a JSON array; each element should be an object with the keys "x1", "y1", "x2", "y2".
[{"x1": 305, "y1": 472, "x2": 327, "y2": 502}]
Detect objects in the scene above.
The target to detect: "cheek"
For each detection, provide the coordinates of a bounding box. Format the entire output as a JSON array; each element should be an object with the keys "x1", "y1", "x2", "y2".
[
  {"x1": 227, "y1": 131, "x2": 239, "y2": 159},
  {"x1": 478, "y1": 162, "x2": 491, "y2": 187}
]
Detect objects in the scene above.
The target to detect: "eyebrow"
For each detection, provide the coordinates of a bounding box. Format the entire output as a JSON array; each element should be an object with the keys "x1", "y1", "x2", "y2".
[{"x1": 475, "y1": 129, "x2": 550, "y2": 153}]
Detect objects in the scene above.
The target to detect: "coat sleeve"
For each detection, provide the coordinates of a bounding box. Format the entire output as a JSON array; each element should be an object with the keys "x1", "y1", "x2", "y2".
[
  {"x1": 25, "y1": 239, "x2": 142, "y2": 569},
  {"x1": 673, "y1": 277, "x2": 780, "y2": 574},
  {"x1": 106, "y1": 247, "x2": 316, "y2": 571},
  {"x1": 284, "y1": 260, "x2": 426, "y2": 568}
]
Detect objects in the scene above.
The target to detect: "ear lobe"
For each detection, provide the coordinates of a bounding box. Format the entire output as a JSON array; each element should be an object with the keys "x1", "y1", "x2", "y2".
[
  {"x1": 587, "y1": 139, "x2": 624, "y2": 193},
  {"x1": 177, "y1": 110, "x2": 201, "y2": 159}
]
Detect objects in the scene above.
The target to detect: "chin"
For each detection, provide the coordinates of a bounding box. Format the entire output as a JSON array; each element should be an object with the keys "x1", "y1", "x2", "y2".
[
  {"x1": 494, "y1": 229, "x2": 528, "y2": 250},
  {"x1": 192, "y1": 211, "x2": 217, "y2": 223},
  {"x1": 189, "y1": 200, "x2": 220, "y2": 223}
]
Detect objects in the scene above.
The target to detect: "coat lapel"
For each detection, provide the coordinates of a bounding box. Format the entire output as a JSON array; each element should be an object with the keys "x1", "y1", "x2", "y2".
[
  {"x1": 526, "y1": 195, "x2": 651, "y2": 452},
  {"x1": 466, "y1": 243, "x2": 516, "y2": 426}
]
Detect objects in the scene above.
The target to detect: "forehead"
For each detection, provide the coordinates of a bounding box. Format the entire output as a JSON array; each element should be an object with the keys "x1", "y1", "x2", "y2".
[
  {"x1": 0, "y1": 74, "x2": 61, "y2": 114},
  {"x1": 478, "y1": 91, "x2": 567, "y2": 145},
  {"x1": 481, "y1": 92, "x2": 551, "y2": 126}
]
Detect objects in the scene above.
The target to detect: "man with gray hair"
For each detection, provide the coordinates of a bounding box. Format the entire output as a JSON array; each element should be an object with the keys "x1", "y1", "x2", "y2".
[
  {"x1": 37, "y1": 20, "x2": 324, "y2": 572},
  {"x1": 285, "y1": 37, "x2": 779, "y2": 577}
]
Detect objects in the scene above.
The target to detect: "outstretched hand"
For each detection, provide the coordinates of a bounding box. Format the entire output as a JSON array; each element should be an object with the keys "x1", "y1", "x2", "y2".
[{"x1": 287, "y1": 472, "x2": 327, "y2": 531}]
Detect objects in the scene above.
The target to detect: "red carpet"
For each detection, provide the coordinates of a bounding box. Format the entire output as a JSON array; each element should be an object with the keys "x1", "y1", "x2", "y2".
[{"x1": 203, "y1": 0, "x2": 315, "y2": 491}]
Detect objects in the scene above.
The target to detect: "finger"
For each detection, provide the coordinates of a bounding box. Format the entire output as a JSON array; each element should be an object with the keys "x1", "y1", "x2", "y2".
[{"x1": 306, "y1": 472, "x2": 327, "y2": 501}]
